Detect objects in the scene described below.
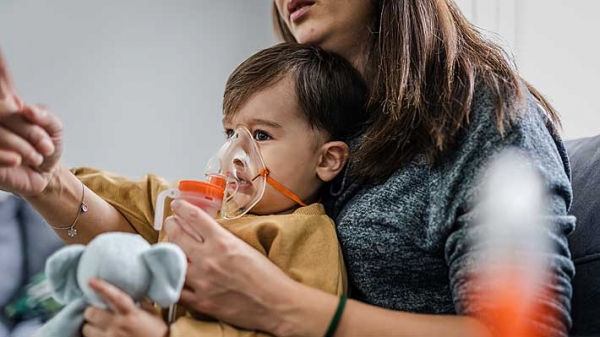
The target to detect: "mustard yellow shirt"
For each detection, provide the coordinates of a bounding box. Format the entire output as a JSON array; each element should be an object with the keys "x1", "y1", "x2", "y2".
[{"x1": 72, "y1": 167, "x2": 346, "y2": 336}]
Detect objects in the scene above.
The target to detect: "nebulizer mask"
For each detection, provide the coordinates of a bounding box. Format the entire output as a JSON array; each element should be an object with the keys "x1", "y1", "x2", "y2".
[
  {"x1": 206, "y1": 126, "x2": 307, "y2": 219},
  {"x1": 154, "y1": 126, "x2": 307, "y2": 231}
]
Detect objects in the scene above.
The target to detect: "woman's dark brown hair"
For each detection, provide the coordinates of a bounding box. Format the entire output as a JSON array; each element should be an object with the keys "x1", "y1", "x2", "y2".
[{"x1": 273, "y1": 0, "x2": 560, "y2": 183}]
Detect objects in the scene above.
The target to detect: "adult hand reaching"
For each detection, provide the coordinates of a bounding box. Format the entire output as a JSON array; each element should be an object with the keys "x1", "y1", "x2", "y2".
[
  {"x1": 0, "y1": 50, "x2": 64, "y2": 196},
  {"x1": 163, "y1": 199, "x2": 303, "y2": 335},
  {"x1": 0, "y1": 51, "x2": 24, "y2": 114}
]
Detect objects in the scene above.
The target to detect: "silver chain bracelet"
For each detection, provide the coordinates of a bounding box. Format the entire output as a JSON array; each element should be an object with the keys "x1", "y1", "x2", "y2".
[{"x1": 47, "y1": 181, "x2": 88, "y2": 237}]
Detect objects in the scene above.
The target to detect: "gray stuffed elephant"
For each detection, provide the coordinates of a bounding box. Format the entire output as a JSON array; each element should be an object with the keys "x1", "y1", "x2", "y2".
[{"x1": 32, "y1": 232, "x2": 187, "y2": 337}]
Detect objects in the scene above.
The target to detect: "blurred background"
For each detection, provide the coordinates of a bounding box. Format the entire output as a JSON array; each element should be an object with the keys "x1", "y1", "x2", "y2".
[{"x1": 0, "y1": 0, "x2": 598, "y2": 181}]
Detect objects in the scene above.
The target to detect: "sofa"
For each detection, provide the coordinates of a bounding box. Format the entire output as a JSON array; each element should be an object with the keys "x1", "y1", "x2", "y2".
[{"x1": 565, "y1": 134, "x2": 600, "y2": 336}]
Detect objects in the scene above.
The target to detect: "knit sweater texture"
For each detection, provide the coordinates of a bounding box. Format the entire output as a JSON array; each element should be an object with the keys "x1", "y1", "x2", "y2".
[{"x1": 324, "y1": 85, "x2": 575, "y2": 336}]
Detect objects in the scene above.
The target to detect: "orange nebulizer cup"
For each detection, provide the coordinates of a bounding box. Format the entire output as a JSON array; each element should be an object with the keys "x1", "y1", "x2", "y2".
[{"x1": 153, "y1": 177, "x2": 225, "y2": 231}]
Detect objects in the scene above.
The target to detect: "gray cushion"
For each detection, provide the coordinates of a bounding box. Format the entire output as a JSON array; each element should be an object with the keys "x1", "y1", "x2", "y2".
[
  {"x1": 565, "y1": 135, "x2": 600, "y2": 336},
  {"x1": 0, "y1": 194, "x2": 63, "y2": 331},
  {"x1": 0, "y1": 194, "x2": 26, "y2": 308},
  {"x1": 19, "y1": 197, "x2": 64, "y2": 280}
]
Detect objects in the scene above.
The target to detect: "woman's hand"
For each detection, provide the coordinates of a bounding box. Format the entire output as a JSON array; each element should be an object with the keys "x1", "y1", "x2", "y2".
[
  {"x1": 163, "y1": 199, "x2": 301, "y2": 335},
  {"x1": 0, "y1": 51, "x2": 24, "y2": 116},
  {"x1": 0, "y1": 50, "x2": 64, "y2": 197},
  {"x1": 82, "y1": 279, "x2": 168, "y2": 337}
]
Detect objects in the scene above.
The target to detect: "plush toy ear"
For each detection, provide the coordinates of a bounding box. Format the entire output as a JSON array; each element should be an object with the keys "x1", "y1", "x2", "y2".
[
  {"x1": 45, "y1": 244, "x2": 86, "y2": 304},
  {"x1": 140, "y1": 243, "x2": 187, "y2": 307}
]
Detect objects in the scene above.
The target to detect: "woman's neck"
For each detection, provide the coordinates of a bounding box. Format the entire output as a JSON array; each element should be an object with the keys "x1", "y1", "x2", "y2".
[
  {"x1": 350, "y1": 55, "x2": 367, "y2": 77},
  {"x1": 340, "y1": 41, "x2": 368, "y2": 77},
  {"x1": 322, "y1": 32, "x2": 369, "y2": 77}
]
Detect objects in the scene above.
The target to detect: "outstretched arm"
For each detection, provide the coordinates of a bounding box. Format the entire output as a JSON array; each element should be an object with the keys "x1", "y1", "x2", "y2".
[{"x1": 25, "y1": 164, "x2": 136, "y2": 244}]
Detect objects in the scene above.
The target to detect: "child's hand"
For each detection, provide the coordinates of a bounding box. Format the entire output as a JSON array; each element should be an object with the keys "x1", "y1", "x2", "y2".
[{"x1": 82, "y1": 278, "x2": 168, "y2": 337}]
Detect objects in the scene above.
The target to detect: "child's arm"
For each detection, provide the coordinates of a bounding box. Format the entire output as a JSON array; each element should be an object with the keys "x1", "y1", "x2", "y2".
[
  {"x1": 25, "y1": 164, "x2": 138, "y2": 245},
  {"x1": 70, "y1": 167, "x2": 170, "y2": 243},
  {"x1": 83, "y1": 279, "x2": 168, "y2": 337}
]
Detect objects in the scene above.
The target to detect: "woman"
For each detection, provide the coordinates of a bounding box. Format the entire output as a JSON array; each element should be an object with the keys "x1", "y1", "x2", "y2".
[{"x1": 0, "y1": 0, "x2": 574, "y2": 336}]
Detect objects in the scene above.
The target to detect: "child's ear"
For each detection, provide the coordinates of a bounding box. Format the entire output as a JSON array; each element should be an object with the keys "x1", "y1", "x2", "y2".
[{"x1": 316, "y1": 141, "x2": 349, "y2": 182}]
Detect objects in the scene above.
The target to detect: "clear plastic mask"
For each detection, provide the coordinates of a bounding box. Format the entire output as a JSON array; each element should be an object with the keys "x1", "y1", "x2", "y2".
[{"x1": 205, "y1": 126, "x2": 267, "y2": 219}]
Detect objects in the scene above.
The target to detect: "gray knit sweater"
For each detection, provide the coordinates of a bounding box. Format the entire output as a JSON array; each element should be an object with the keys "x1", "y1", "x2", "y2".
[{"x1": 325, "y1": 86, "x2": 575, "y2": 336}]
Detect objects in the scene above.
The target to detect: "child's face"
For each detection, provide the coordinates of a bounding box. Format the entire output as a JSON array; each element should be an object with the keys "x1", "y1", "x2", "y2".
[{"x1": 222, "y1": 76, "x2": 327, "y2": 215}]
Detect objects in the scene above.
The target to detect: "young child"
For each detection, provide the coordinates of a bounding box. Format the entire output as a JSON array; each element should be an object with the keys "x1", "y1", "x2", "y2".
[{"x1": 74, "y1": 42, "x2": 369, "y2": 336}]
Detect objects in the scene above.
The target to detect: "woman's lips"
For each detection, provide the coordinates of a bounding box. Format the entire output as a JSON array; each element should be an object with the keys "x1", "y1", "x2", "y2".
[
  {"x1": 288, "y1": 1, "x2": 315, "y2": 23},
  {"x1": 290, "y1": 5, "x2": 311, "y2": 23}
]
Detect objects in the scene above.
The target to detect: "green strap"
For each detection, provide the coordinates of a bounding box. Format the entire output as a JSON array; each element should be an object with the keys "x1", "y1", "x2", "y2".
[{"x1": 324, "y1": 294, "x2": 348, "y2": 337}]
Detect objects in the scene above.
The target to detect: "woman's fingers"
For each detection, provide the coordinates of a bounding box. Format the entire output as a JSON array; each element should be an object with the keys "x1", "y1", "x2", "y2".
[
  {"x1": 0, "y1": 99, "x2": 22, "y2": 115},
  {"x1": 0, "y1": 51, "x2": 22, "y2": 110},
  {"x1": 178, "y1": 288, "x2": 197, "y2": 308},
  {"x1": 2, "y1": 111, "x2": 54, "y2": 152},
  {"x1": 0, "y1": 149, "x2": 22, "y2": 166},
  {"x1": 0, "y1": 123, "x2": 44, "y2": 166},
  {"x1": 0, "y1": 54, "x2": 24, "y2": 113},
  {"x1": 88, "y1": 279, "x2": 136, "y2": 315},
  {"x1": 0, "y1": 106, "x2": 59, "y2": 167},
  {"x1": 20, "y1": 105, "x2": 63, "y2": 142},
  {"x1": 0, "y1": 51, "x2": 17, "y2": 93},
  {"x1": 170, "y1": 199, "x2": 230, "y2": 241},
  {"x1": 163, "y1": 214, "x2": 204, "y2": 258}
]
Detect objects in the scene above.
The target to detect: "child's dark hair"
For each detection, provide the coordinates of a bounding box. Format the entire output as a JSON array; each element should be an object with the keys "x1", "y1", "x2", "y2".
[{"x1": 223, "y1": 43, "x2": 369, "y2": 142}]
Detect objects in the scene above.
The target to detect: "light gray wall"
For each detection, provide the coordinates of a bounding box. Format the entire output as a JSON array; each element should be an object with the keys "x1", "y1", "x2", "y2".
[
  {"x1": 456, "y1": 0, "x2": 600, "y2": 140},
  {"x1": 0, "y1": 0, "x2": 277, "y2": 181},
  {"x1": 516, "y1": 0, "x2": 600, "y2": 140}
]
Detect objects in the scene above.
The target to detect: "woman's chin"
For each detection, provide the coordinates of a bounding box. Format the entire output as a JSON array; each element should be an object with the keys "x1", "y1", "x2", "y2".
[
  {"x1": 295, "y1": 31, "x2": 346, "y2": 56},
  {"x1": 292, "y1": 26, "x2": 325, "y2": 45}
]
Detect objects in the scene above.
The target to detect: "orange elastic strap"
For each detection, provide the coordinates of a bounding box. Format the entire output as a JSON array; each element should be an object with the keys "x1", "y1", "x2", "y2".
[{"x1": 258, "y1": 168, "x2": 307, "y2": 207}]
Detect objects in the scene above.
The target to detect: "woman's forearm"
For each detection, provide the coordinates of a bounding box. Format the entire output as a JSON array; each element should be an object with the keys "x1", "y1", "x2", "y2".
[
  {"x1": 337, "y1": 300, "x2": 492, "y2": 337},
  {"x1": 24, "y1": 163, "x2": 135, "y2": 244},
  {"x1": 275, "y1": 283, "x2": 492, "y2": 337}
]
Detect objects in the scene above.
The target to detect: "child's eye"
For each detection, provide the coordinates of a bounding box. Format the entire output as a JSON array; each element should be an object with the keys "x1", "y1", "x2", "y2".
[
  {"x1": 253, "y1": 130, "x2": 272, "y2": 141},
  {"x1": 224, "y1": 129, "x2": 234, "y2": 139}
]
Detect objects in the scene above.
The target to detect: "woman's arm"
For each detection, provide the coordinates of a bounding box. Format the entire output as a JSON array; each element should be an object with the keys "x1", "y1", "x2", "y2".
[
  {"x1": 164, "y1": 199, "x2": 493, "y2": 337},
  {"x1": 442, "y1": 89, "x2": 575, "y2": 336},
  {"x1": 275, "y1": 282, "x2": 492, "y2": 337}
]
